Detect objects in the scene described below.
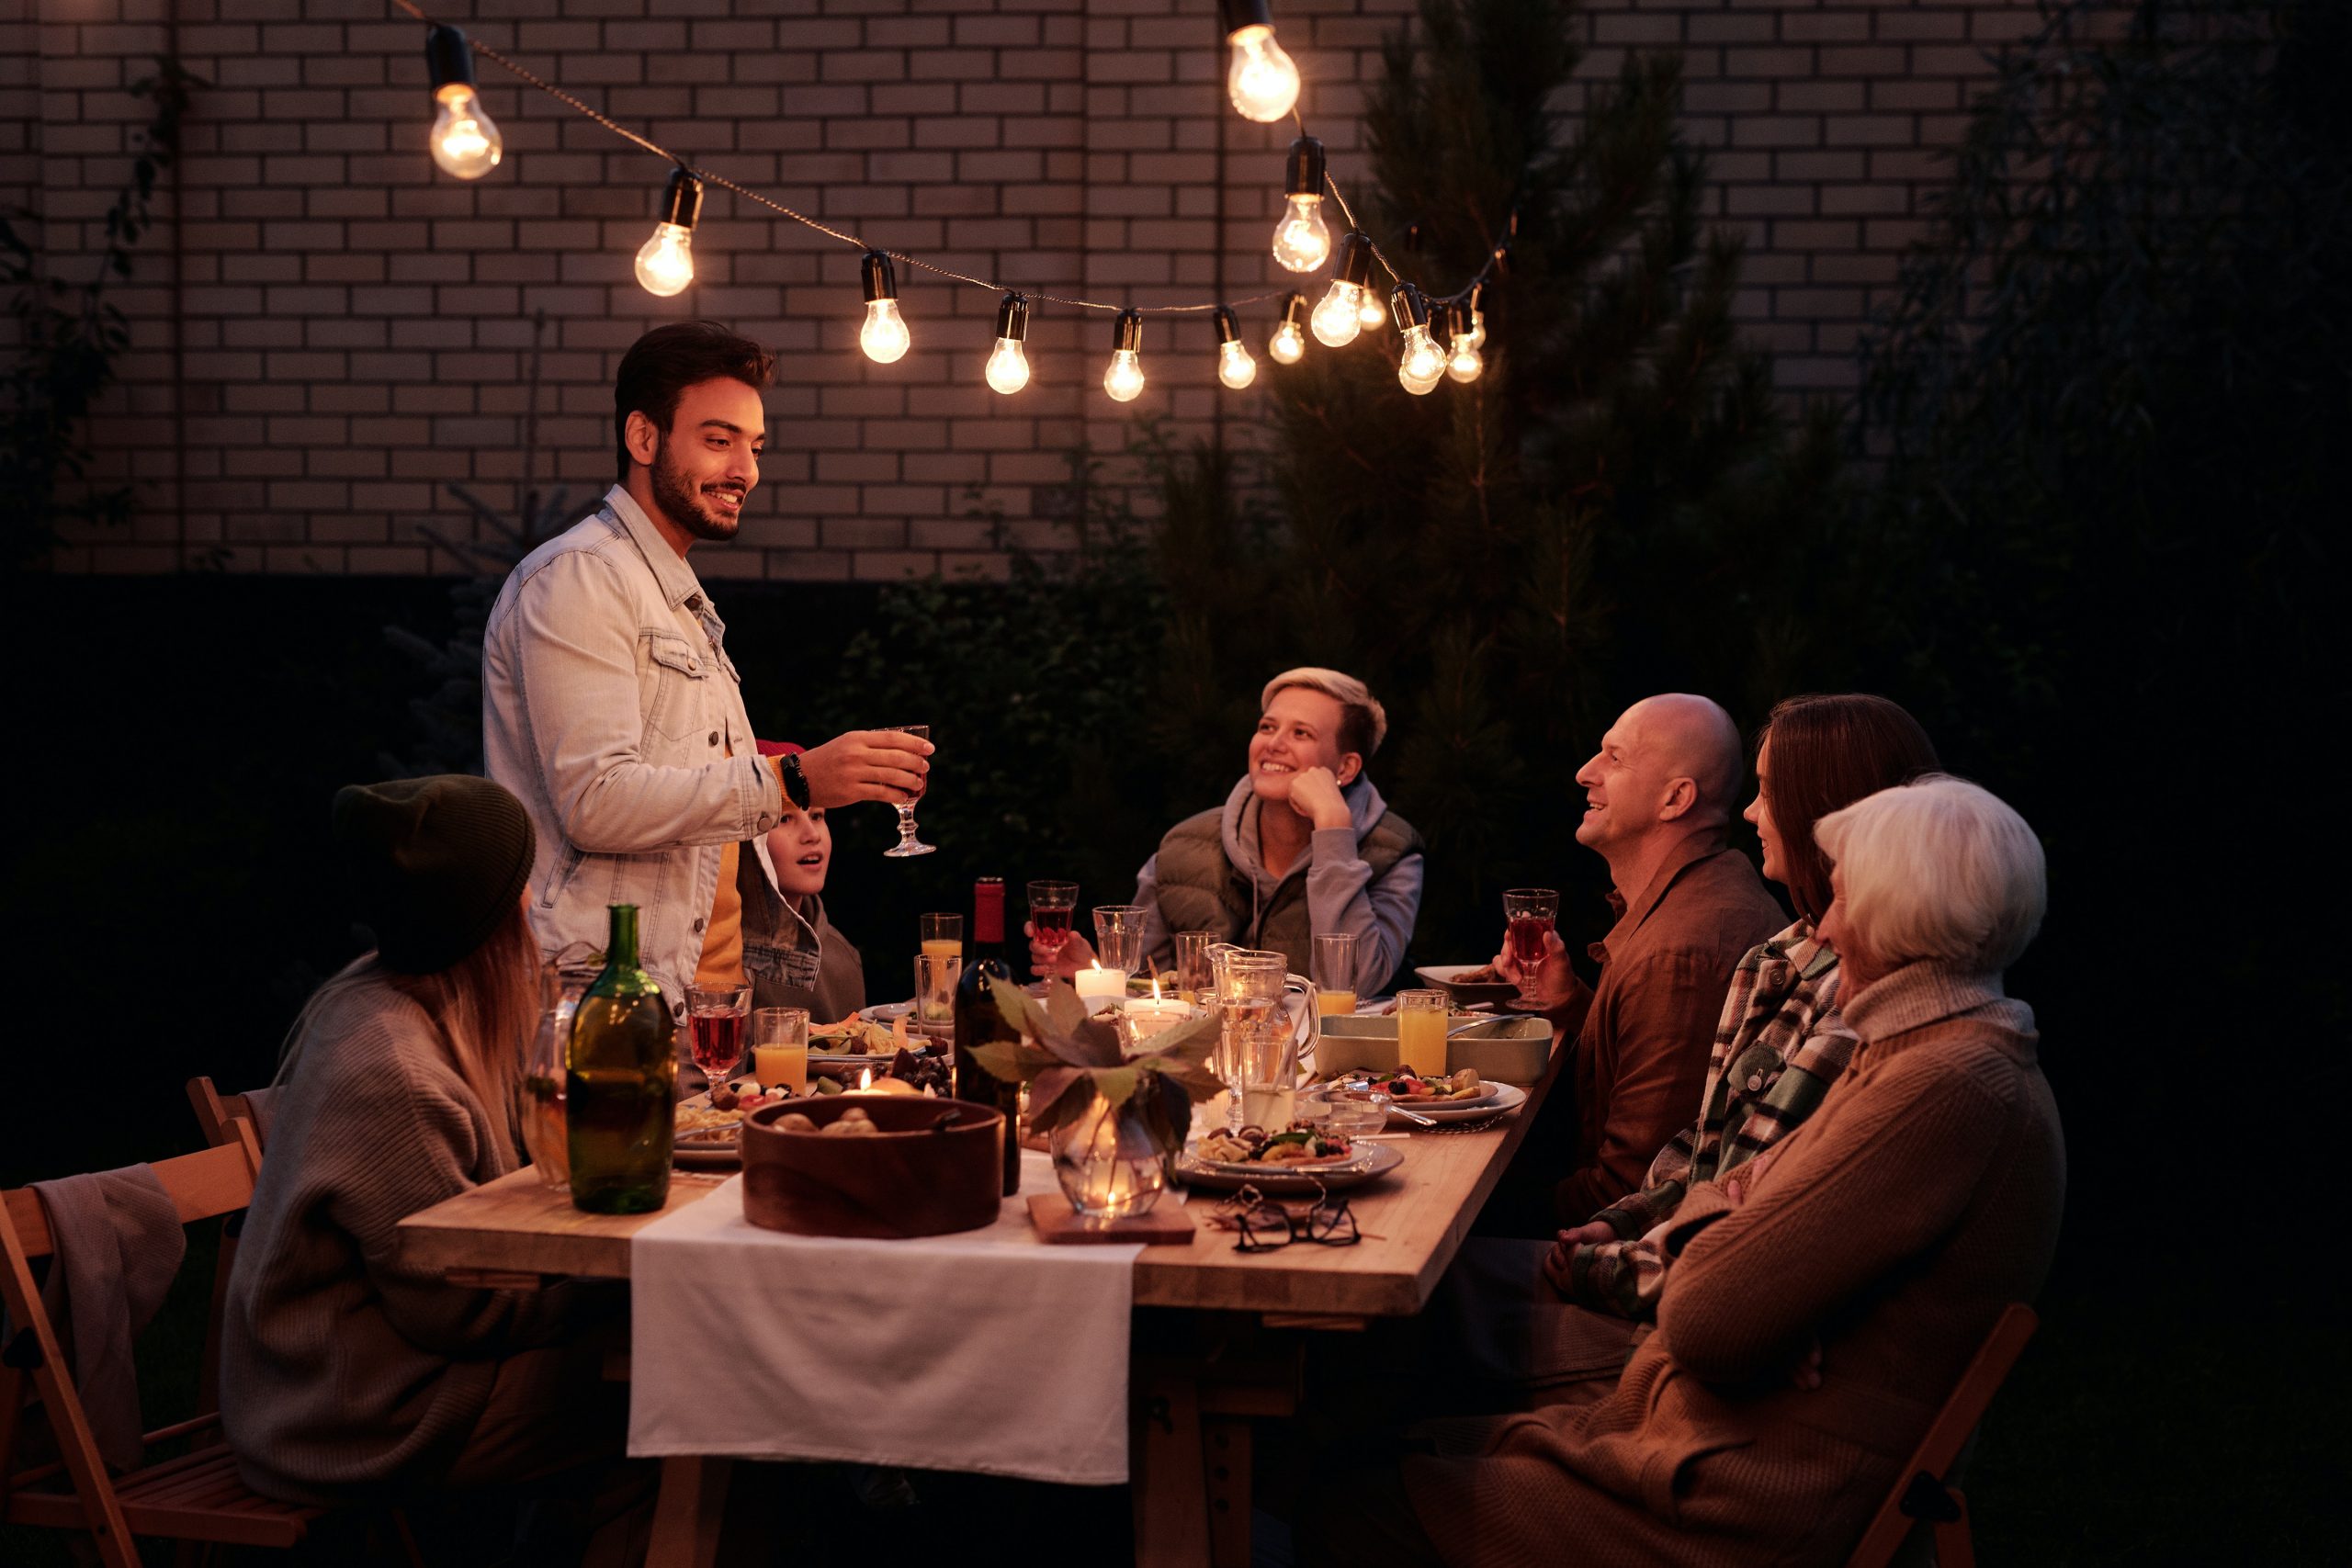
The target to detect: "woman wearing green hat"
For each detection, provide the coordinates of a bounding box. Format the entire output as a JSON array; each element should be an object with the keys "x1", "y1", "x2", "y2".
[{"x1": 221, "y1": 775, "x2": 639, "y2": 1552}]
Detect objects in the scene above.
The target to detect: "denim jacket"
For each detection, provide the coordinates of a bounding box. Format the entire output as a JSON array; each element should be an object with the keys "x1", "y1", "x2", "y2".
[{"x1": 482, "y1": 485, "x2": 788, "y2": 1016}]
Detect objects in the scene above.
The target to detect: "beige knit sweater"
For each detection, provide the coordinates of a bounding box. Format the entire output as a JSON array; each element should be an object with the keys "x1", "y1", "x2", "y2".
[
  {"x1": 220, "y1": 973, "x2": 573, "y2": 1503},
  {"x1": 1405, "y1": 963, "x2": 2065, "y2": 1567}
]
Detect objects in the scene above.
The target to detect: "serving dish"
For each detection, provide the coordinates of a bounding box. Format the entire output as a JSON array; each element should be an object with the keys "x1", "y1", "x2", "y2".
[{"x1": 1171, "y1": 1141, "x2": 1403, "y2": 1194}]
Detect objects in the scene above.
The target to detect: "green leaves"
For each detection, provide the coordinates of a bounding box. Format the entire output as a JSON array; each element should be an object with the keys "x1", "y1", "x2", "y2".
[{"x1": 964, "y1": 977, "x2": 1225, "y2": 1157}]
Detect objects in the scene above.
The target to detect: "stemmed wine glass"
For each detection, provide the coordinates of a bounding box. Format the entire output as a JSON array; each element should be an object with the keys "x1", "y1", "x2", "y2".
[
  {"x1": 1502, "y1": 888, "x2": 1559, "y2": 1008},
  {"x1": 883, "y1": 723, "x2": 935, "y2": 858},
  {"x1": 1027, "y1": 881, "x2": 1079, "y2": 976}
]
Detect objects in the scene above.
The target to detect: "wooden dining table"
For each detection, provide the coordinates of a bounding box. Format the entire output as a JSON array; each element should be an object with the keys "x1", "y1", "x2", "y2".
[{"x1": 398, "y1": 1036, "x2": 1563, "y2": 1567}]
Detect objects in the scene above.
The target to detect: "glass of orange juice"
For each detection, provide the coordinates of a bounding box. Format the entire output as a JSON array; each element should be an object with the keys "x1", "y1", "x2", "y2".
[
  {"x1": 1312, "y1": 931, "x2": 1357, "y2": 1018},
  {"x1": 919, "y1": 911, "x2": 963, "y2": 962},
  {"x1": 1395, "y1": 988, "x2": 1450, "y2": 1078},
  {"x1": 750, "y1": 1007, "x2": 809, "y2": 1094}
]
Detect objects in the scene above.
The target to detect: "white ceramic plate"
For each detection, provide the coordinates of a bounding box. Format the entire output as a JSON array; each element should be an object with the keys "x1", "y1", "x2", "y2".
[
  {"x1": 1415, "y1": 964, "x2": 1521, "y2": 1007},
  {"x1": 1388, "y1": 1082, "x2": 1527, "y2": 1126},
  {"x1": 1173, "y1": 1141, "x2": 1404, "y2": 1194}
]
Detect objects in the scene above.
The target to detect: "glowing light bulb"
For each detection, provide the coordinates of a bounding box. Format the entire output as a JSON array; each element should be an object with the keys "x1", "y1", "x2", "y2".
[
  {"x1": 1461, "y1": 309, "x2": 1487, "y2": 353},
  {"x1": 1272, "y1": 195, "x2": 1331, "y2": 273},
  {"x1": 636, "y1": 224, "x2": 695, "y2": 297},
  {"x1": 1226, "y1": 25, "x2": 1301, "y2": 123},
  {"x1": 1269, "y1": 320, "x2": 1306, "y2": 364},
  {"x1": 856, "y1": 251, "x2": 910, "y2": 363},
  {"x1": 1104, "y1": 350, "x2": 1146, "y2": 401},
  {"x1": 635, "y1": 223, "x2": 695, "y2": 297},
  {"x1": 1398, "y1": 325, "x2": 1446, "y2": 394},
  {"x1": 430, "y1": 86, "x2": 502, "y2": 179},
  {"x1": 985, "y1": 291, "x2": 1031, "y2": 394},
  {"x1": 1103, "y1": 310, "x2": 1147, "y2": 401},
  {"x1": 634, "y1": 169, "x2": 703, "y2": 299},
  {"x1": 985, "y1": 339, "x2": 1030, "y2": 394},
  {"x1": 1445, "y1": 301, "x2": 1483, "y2": 383},
  {"x1": 1217, "y1": 342, "x2": 1257, "y2": 389},
  {"x1": 1311, "y1": 282, "x2": 1363, "y2": 347},
  {"x1": 424, "y1": 28, "x2": 502, "y2": 180},
  {"x1": 858, "y1": 299, "x2": 910, "y2": 364},
  {"x1": 1359, "y1": 290, "x2": 1387, "y2": 331}
]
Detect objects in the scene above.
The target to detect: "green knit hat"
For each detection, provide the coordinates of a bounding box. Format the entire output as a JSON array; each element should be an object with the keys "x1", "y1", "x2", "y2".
[{"x1": 332, "y1": 775, "x2": 536, "y2": 975}]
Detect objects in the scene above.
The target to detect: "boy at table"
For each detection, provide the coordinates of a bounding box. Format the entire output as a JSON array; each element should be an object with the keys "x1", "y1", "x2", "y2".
[
  {"x1": 746, "y1": 739, "x2": 866, "y2": 1023},
  {"x1": 481, "y1": 321, "x2": 925, "y2": 1069}
]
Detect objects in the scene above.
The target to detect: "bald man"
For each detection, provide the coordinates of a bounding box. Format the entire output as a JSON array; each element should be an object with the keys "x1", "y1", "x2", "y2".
[{"x1": 1498, "y1": 694, "x2": 1786, "y2": 1223}]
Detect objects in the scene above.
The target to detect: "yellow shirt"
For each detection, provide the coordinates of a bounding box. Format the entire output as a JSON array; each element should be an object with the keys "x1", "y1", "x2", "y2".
[{"x1": 694, "y1": 837, "x2": 746, "y2": 989}]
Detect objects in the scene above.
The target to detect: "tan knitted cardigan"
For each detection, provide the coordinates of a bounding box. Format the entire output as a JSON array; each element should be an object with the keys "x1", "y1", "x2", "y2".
[{"x1": 1406, "y1": 964, "x2": 2065, "y2": 1566}]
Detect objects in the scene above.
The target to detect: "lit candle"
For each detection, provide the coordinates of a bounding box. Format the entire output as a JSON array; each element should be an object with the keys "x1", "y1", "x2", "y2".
[
  {"x1": 1073, "y1": 963, "x2": 1129, "y2": 1014},
  {"x1": 1124, "y1": 998, "x2": 1193, "y2": 1041}
]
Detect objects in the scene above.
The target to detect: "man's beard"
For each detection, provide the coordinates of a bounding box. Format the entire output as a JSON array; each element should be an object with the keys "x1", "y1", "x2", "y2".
[{"x1": 649, "y1": 436, "x2": 745, "y2": 543}]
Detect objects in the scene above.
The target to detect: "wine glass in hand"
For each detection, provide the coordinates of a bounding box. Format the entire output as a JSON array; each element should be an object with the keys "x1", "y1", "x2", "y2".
[
  {"x1": 1502, "y1": 889, "x2": 1560, "y2": 1009},
  {"x1": 1026, "y1": 881, "x2": 1080, "y2": 978},
  {"x1": 881, "y1": 724, "x2": 935, "y2": 857}
]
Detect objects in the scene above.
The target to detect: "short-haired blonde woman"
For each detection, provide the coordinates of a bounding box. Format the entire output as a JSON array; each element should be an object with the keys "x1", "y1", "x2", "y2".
[
  {"x1": 1305, "y1": 775, "x2": 2064, "y2": 1567},
  {"x1": 1030, "y1": 667, "x2": 1423, "y2": 996}
]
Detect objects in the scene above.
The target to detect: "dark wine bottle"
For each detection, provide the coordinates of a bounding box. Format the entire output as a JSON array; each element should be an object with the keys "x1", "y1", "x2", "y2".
[
  {"x1": 567, "y1": 904, "x2": 677, "y2": 1214},
  {"x1": 953, "y1": 876, "x2": 1023, "y2": 1196}
]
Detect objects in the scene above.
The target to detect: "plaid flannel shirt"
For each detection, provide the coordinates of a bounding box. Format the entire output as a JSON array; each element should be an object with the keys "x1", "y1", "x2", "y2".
[{"x1": 1560, "y1": 920, "x2": 1856, "y2": 1320}]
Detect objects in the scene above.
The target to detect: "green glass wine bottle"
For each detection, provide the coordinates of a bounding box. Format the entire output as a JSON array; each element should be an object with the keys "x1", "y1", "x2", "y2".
[{"x1": 566, "y1": 903, "x2": 677, "y2": 1213}]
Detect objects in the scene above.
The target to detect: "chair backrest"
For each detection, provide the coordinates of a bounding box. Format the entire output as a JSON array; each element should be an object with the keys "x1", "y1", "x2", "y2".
[
  {"x1": 187, "y1": 1077, "x2": 268, "y2": 1152},
  {"x1": 0, "y1": 1121, "x2": 266, "y2": 1567},
  {"x1": 1845, "y1": 1303, "x2": 2039, "y2": 1568}
]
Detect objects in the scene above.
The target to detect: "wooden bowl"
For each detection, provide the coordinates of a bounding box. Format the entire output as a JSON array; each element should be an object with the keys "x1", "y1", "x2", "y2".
[{"x1": 741, "y1": 1095, "x2": 1005, "y2": 1238}]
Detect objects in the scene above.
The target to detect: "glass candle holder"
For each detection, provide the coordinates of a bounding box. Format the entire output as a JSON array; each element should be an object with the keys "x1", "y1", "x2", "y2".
[{"x1": 1050, "y1": 1092, "x2": 1167, "y2": 1222}]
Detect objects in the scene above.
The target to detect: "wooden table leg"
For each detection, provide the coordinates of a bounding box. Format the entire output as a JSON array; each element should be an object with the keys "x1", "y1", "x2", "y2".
[
  {"x1": 1203, "y1": 1416, "x2": 1252, "y2": 1568},
  {"x1": 647, "y1": 1454, "x2": 729, "y2": 1568},
  {"x1": 1134, "y1": 1363, "x2": 1211, "y2": 1568}
]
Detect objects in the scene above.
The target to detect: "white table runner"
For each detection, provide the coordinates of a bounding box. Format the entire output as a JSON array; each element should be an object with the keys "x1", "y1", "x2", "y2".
[{"x1": 627, "y1": 1149, "x2": 1142, "y2": 1485}]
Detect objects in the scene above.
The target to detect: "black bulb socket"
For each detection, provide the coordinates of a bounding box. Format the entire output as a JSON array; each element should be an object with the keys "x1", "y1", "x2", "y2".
[
  {"x1": 657, "y1": 168, "x2": 703, "y2": 231},
  {"x1": 1465, "y1": 280, "x2": 1484, "y2": 314},
  {"x1": 1335, "y1": 232, "x2": 1375, "y2": 289},
  {"x1": 1218, "y1": 0, "x2": 1275, "y2": 40},
  {"x1": 861, "y1": 251, "x2": 898, "y2": 303},
  {"x1": 424, "y1": 25, "x2": 476, "y2": 95},
  {"x1": 1283, "y1": 137, "x2": 1325, "y2": 198},
  {"x1": 1113, "y1": 309, "x2": 1144, "y2": 354},
  {"x1": 1212, "y1": 306, "x2": 1242, "y2": 346},
  {"x1": 1390, "y1": 285, "x2": 1431, "y2": 332},
  {"x1": 1279, "y1": 290, "x2": 1306, "y2": 327},
  {"x1": 994, "y1": 292, "x2": 1030, "y2": 343}
]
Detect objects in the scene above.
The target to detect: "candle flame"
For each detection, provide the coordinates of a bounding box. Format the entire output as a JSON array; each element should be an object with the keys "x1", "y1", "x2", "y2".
[{"x1": 857, "y1": 1066, "x2": 874, "y2": 1090}]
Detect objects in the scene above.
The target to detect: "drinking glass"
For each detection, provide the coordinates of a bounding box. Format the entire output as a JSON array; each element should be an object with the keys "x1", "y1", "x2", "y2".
[
  {"x1": 919, "y1": 912, "x2": 963, "y2": 962},
  {"x1": 1311, "y1": 931, "x2": 1358, "y2": 1019},
  {"x1": 1027, "y1": 880, "x2": 1080, "y2": 973},
  {"x1": 1396, "y1": 988, "x2": 1450, "y2": 1078},
  {"x1": 1502, "y1": 888, "x2": 1560, "y2": 1008},
  {"x1": 914, "y1": 951, "x2": 962, "y2": 1028},
  {"x1": 1173, "y1": 931, "x2": 1219, "y2": 1003},
  {"x1": 684, "y1": 982, "x2": 752, "y2": 1090},
  {"x1": 882, "y1": 723, "x2": 935, "y2": 858},
  {"x1": 750, "y1": 1007, "x2": 810, "y2": 1094},
  {"x1": 521, "y1": 1007, "x2": 571, "y2": 1188},
  {"x1": 1092, "y1": 905, "x2": 1148, "y2": 976}
]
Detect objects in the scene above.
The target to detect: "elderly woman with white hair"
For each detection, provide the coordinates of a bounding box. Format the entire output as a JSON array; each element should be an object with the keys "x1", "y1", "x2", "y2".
[
  {"x1": 1303, "y1": 775, "x2": 2065, "y2": 1567},
  {"x1": 1030, "y1": 667, "x2": 1424, "y2": 997}
]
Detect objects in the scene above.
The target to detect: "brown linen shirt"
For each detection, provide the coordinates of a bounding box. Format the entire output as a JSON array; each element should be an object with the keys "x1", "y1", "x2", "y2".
[{"x1": 1554, "y1": 829, "x2": 1787, "y2": 1222}]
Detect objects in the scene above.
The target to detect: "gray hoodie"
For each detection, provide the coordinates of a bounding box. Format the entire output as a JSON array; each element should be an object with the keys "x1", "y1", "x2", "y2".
[{"x1": 1130, "y1": 774, "x2": 1424, "y2": 997}]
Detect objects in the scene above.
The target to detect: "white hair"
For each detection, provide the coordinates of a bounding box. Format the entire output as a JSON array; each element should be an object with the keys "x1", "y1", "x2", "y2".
[
  {"x1": 1261, "y1": 667, "x2": 1388, "y2": 756},
  {"x1": 1815, "y1": 775, "x2": 2046, "y2": 975}
]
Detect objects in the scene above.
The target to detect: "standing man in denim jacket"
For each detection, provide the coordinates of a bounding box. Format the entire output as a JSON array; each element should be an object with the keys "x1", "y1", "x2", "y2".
[{"x1": 482, "y1": 321, "x2": 929, "y2": 1057}]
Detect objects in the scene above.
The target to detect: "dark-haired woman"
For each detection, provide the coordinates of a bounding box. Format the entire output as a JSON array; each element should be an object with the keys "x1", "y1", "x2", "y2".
[
  {"x1": 222, "y1": 776, "x2": 635, "y2": 1543},
  {"x1": 1463, "y1": 694, "x2": 1939, "y2": 1390}
]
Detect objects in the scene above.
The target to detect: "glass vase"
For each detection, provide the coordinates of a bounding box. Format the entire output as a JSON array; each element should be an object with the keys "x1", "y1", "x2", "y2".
[{"x1": 1049, "y1": 1091, "x2": 1167, "y2": 1223}]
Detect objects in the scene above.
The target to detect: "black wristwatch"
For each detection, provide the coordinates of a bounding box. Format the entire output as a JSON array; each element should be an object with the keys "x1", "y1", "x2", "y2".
[{"x1": 777, "y1": 750, "x2": 811, "y2": 810}]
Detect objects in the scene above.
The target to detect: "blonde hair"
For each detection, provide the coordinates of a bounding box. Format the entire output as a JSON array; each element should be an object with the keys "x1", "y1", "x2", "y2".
[
  {"x1": 278, "y1": 901, "x2": 540, "y2": 1137},
  {"x1": 1815, "y1": 775, "x2": 2046, "y2": 975},
  {"x1": 1261, "y1": 667, "x2": 1388, "y2": 757}
]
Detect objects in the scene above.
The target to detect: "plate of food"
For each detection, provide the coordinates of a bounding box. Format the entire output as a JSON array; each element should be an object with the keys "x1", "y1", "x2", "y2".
[
  {"x1": 1354, "y1": 1067, "x2": 1498, "y2": 1107},
  {"x1": 1174, "y1": 1132, "x2": 1403, "y2": 1194},
  {"x1": 1415, "y1": 963, "x2": 1520, "y2": 1008},
  {"x1": 1386, "y1": 1082, "x2": 1527, "y2": 1126},
  {"x1": 672, "y1": 1078, "x2": 800, "y2": 1169}
]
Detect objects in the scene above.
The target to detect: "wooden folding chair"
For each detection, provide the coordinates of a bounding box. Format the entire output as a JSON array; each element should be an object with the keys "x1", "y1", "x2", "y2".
[
  {"x1": 1846, "y1": 1303, "x2": 2040, "y2": 1568},
  {"x1": 0, "y1": 1120, "x2": 325, "y2": 1566},
  {"x1": 185, "y1": 1077, "x2": 268, "y2": 1153}
]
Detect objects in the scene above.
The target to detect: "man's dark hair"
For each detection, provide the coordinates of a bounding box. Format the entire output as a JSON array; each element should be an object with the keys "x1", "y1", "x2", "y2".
[{"x1": 612, "y1": 321, "x2": 775, "y2": 481}]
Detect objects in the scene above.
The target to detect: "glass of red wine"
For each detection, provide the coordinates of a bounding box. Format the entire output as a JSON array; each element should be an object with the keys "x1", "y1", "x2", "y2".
[
  {"x1": 684, "y1": 982, "x2": 752, "y2": 1093},
  {"x1": 1027, "y1": 880, "x2": 1080, "y2": 976},
  {"x1": 1502, "y1": 888, "x2": 1560, "y2": 1009},
  {"x1": 882, "y1": 723, "x2": 935, "y2": 858}
]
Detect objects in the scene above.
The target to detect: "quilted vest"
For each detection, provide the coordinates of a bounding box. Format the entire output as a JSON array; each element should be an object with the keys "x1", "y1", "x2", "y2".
[{"x1": 1152, "y1": 802, "x2": 1424, "y2": 978}]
